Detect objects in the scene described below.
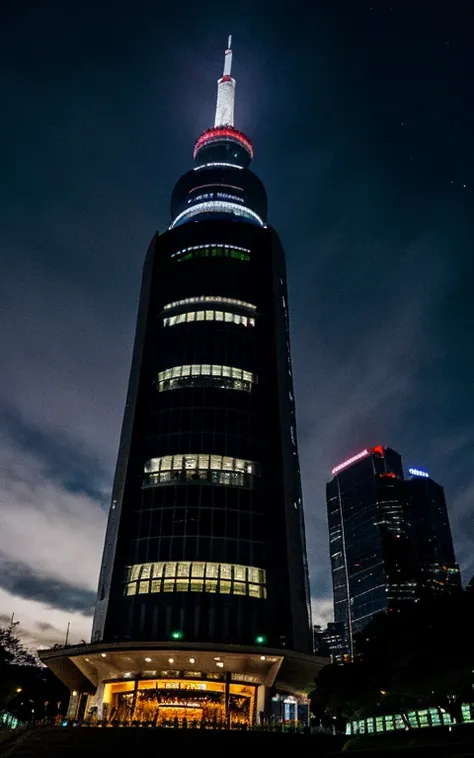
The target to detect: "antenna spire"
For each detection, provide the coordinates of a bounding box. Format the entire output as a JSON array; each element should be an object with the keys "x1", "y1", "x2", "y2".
[{"x1": 214, "y1": 35, "x2": 235, "y2": 127}]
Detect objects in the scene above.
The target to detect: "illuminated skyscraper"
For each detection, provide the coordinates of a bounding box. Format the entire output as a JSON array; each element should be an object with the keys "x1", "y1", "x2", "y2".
[
  {"x1": 405, "y1": 469, "x2": 461, "y2": 597},
  {"x1": 327, "y1": 446, "x2": 418, "y2": 656},
  {"x1": 41, "y1": 39, "x2": 321, "y2": 727},
  {"x1": 327, "y1": 448, "x2": 461, "y2": 656}
]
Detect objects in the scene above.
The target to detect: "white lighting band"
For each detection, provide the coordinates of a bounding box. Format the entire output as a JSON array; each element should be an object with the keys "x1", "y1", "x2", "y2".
[
  {"x1": 194, "y1": 163, "x2": 243, "y2": 170},
  {"x1": 171, "y1": 243, "x2": 250, "y2": 259},
  {"x1": 170, "y1": 201, "x2": 265, "y2": 229},
  {"x1": 331, "y1": 449, "x2": 370, "y2": 476},
  {"x1": 163, "y1": 296, "x2": 256, "y2": 311}
]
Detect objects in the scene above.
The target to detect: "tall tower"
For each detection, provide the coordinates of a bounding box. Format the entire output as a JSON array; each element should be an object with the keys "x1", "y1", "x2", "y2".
[
  {"x1": 40, "y1": 41, "x2": 321, "y2": 727},
  {"x1": 92, "y1": 36, "x2": 311, "y2": 652}
]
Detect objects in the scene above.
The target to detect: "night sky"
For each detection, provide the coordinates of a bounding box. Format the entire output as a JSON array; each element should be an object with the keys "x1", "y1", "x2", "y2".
[{"x1": 1, "y1": 0, "x2": 473, "y2": 647}]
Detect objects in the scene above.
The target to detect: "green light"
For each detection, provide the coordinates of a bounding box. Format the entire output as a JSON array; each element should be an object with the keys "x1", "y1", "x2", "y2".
[
  {"x1": 171, "y1": 630, "x2": 183, "y2": 640},
  {"x1": 255, "y1": 635, "x2": 267, "y2": 645}
]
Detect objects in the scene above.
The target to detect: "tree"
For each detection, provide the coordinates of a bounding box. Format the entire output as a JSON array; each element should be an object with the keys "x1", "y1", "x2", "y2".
[{"x1": 310, "y1": 587, "x2": 474, "y2": 729}]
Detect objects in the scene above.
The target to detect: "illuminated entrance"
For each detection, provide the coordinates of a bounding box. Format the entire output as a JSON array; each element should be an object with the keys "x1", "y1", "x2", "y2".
[{"x1": 103, "y1": 679, "x2": 256, "y2": 727}]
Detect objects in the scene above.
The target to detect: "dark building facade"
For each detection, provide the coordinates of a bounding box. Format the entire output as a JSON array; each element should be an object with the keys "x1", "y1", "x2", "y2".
[
  {"x1": 327, "y1": 447, "x2": 461, "y2": 656},
  {"x1": 405, "y1": 471, "x2": 461, "y2": 597},
  {"x1": 313, "y1": 622, "x2": 348, "y2": 661}
]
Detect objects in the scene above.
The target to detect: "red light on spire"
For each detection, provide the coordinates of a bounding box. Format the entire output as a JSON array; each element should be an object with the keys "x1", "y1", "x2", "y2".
[{"x1": 193, "y1": 127, "x2": 254, "y2": 160}]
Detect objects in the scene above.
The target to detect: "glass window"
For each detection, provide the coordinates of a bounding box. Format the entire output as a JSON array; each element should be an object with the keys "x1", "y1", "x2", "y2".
[
  {"x1": 206, "y1": 563, "x2": 219, "y2": 578},
  {"x1": 177, "y1": 562, "x2": 191, "y2": 577},
  {"x1": 192, "y1": 562, "x2": 205, "y2": 577},
  {"x1": 127, "y1": 562, "x2": 267, "y2": 598},
  {"x1": 141, "y1": 564, "x2": 151, "y2": 579},
  {"x1": 130, "y1": 565, "x2": 141, "y2": 581},
  {"x1": 234, "y1": 565, "x2": 246, "y2": 581}
]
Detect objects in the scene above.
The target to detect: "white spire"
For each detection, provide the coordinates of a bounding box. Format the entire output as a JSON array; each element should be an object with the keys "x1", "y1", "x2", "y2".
[{"x1": 214, "y1": 35, "x2": 235, "y2": 127}]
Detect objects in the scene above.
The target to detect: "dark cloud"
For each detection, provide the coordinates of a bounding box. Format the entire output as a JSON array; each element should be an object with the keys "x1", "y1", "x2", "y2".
[{"x1": 0, "y1": 557, "x2": 96, "y2": 615}]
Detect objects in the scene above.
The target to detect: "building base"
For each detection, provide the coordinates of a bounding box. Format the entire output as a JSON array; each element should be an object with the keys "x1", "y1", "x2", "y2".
[{"x1": 39, "y1": 641, "x2": 326, "y2": 727}]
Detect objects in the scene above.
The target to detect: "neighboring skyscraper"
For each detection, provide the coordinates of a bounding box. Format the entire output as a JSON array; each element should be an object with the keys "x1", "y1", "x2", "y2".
[
  {"x1": 40, "y1": 40, "x2": 321, "y2": 727},
  {"x1": 405, "y1": 468, "x2": 461, "y2": 597},
  {"x1": 313, "y1": 622, "x2": 348, "y2": 661},
  {"x1": 327, "y1": 446, "x2": 418, "y2": 656},
  {"x1": 327, "y1": 448, "x2": 461, "y2": 656}
]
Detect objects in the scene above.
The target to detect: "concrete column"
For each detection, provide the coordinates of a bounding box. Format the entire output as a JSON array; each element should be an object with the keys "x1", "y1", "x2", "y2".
[
  {"x1": 66, "y1": 691, "x2": 79, "y2": 720},
  {"x1": 256, "y1": 684, "x2": 266, "y2": 725}
]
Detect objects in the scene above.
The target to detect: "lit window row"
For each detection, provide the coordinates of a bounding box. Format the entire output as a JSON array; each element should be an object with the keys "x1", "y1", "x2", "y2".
[
  {"x1": 157, "y1": 364, "x2": 256, "y2": 393},
  {"x1": 143, "y1": 454, "x2": 258, "y2": 489},
  {"x1": 128, "y1": 561, "x2": 265, "y2": 583},
  {"x1": 171, "y1": 244, "x2": 250, "y2": 263},
  {"x1": 163, "y1": 296, "x2": 257, "y2": 312},
  {"x1": 125, "y1": 561, "x2": 266, "y2": 599},
  {"x1": 163, "y1": 310, "x2": 255, "y2": 328},
  {"x1": 127, "y1": 579, "x2": 266, "y2": 598}
]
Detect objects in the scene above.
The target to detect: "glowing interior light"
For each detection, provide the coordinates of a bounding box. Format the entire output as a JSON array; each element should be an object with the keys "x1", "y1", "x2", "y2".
[
  {"x1": 101, "y1": 653, "x2": 107, "y2": 658},
  {"x1": 331, "y1": 449, "x2": 370, "y2": 476},
  {"x1": 144, "y1": 657, "x2": 152, "y2": 663},
  {"x1": 189, "y1": 657, "x2": 195, "y2": 664},
  {"x1": 168, "y1": 658, "x2": 174, "y2": 664},
  {"x1": 216, "y1": 661, "x2": 224, "y2": 668},
  {"x1": 408, "y1": 467, "x2": 429, "y2": 478}
]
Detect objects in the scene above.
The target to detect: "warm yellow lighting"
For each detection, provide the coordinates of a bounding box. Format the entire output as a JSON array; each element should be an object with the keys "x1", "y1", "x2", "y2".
[
  {"x1": 168, "y1": 658, "x2": 174, "y2": 664},
  {"x1": 380, "y1": 690, "x2": 387, "y2": 695},
  {"x1": 145, "y1": 657, "x2": 152, "y2": 663},
  {"x1": 16, "y1": 688, "x2": 22, "y2": 693},
  {"x1": 216, "y1": 662, "x2": 224, "y2": 668},
  {"x1": 124, "y1": 672, "x2": 131, "y2": 678},
  {"x1": 260, "y1": 656, "x2": 266, "y2": 661},
  {"x1": 189, "y1": 657, "x2": 195, "y2": 664},
  {"x1": 214, "y1": 656, "x2": 221, "y2": 661},
  {"x1": 72, "y1": 690, "x2": 78, "y2": 696},
  {"x1": 101, "y1": 653, "x2": 107, "y2": 658}
]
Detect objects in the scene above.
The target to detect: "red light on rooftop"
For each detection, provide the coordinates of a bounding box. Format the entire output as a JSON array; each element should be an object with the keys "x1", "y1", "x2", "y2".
[{"x1": 370, "y1": 445, "x2": 385, "y2": 456}]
